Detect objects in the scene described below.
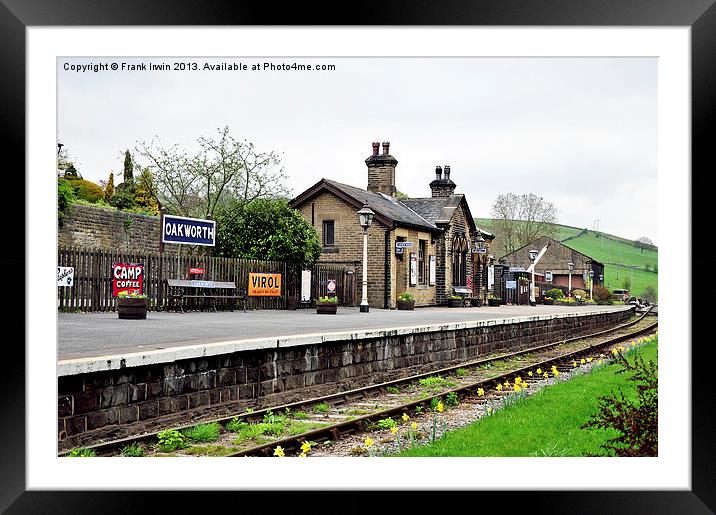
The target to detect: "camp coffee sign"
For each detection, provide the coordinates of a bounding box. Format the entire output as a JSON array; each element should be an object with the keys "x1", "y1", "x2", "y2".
[
  {"x1": 162, "y1": 214, "x2": 216, "y2": 246},
  {"x1": 112, "y1": 263, "x2": 144, "y2": 297}
]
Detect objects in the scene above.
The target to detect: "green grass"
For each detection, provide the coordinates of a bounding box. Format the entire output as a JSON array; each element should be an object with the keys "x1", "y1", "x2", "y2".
[
  {"x1": 397, "y1": 339, "x2": 657, "y2": 457},
  {"x1": 474, "y1": 218, "x2": 658, "y2": 298},
  {"x1": 182, "y1": 422, "x2": 221, "y2": 442}
]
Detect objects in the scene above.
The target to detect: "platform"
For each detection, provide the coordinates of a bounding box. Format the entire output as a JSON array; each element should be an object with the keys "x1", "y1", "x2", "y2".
[{"x1": 58, "y1": 304, "x2": 632, "y2": 375}]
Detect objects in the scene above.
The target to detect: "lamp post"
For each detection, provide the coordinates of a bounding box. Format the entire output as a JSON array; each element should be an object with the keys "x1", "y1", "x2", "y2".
[
  {"x1": 529, "y1": 249, "x2": 538, "y2": 306},
  {"x1": 473, "y1": 233, "x2": 486, "y2": 304},
  {"x1": 357, "y1": 204, "x2": 375, "y2": 313},
  {"x1": 589, "y1": 270, "x2": 594, "y2": 301},
  {"x1": 567, "y1": 262, "x2": 574, "y2": 296}
]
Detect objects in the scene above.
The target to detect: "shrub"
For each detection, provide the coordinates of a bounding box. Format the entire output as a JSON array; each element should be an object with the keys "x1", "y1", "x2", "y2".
[
  {"x1": 641, "y1": 285, "x2": 657, "y2": 304},
  {"x1": 157, "y1": 429, "x2": 186, "y2": 452},
  {"x1": 109, "y1": 186, "x2": 137, "y2": 210},
  {"x1": 572, "y1": 289, "x2": 588, "y2": 299},
  {"x1": 398, "y1": 292, "x2": 414, "y2": 301},
  {"x1": 58, "y1": 178, "x2": 76, "y2": 225},
  {"x1": 317, "y1": 296, "x2": 338, "y2": 304},
  {"x1": 544, "y1": 288, "x2": 565, "y2": 300},
  {"x1": 121, "y1": 443, "x2": 145, "y2": 457},
  {"x1": 592, "y1": 285, "x2": 612, "y2": 304},
  {"x1": 581, "y1": 349, "x2": 657, "y2": 456},
  {"x1": 66, "y1": 177, "x2": 105, "y2": 203},
  {"x1": 67, "y1": 447, "x2": 96, "y2": 457}
]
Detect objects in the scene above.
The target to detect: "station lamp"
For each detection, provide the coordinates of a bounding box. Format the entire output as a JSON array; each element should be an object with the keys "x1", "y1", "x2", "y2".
[
  {"x1": 567, "y1": 262, "x2": 574, "y2": 295},
  {"x1": 528, "y1": 249, "x2": 538, "y2": 306},
  {"x1": 589, "y1": 270, "x2": 595, "y2": 301},
  {"x1": 357, "y1": 204, "x2": 375, "y2": 313}
]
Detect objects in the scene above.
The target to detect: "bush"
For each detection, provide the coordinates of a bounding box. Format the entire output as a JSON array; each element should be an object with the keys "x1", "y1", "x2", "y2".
[
  {"x1": 592, "y1": 285, "x2": 612, "y2": 305},
  {"x1": 641, "y1": 285, "x2": 657, "y2": 304},
  {"x1": 66, "y1": 177, "x2": 105, "y2": 203},
  {"x1": 572, "y1": 289, "x2": 587, "y2": 299},
  {"x1": 544, "y1": 288, "x2": 565, "y2": 300},
  {"x1": 109, "y1": 186, "x2": 137, "y2": 210},
  {"x1": 398, "y1": 292, "x2": 414, "y2": 301},
  {"x1": 58, "y1": 178, "x2": 76, "y2": 225}
]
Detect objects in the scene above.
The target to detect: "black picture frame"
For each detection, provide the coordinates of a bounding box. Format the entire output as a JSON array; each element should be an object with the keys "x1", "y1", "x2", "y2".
[{"x1": 4, "y1": 0, "x2": 710, "y2": 512}]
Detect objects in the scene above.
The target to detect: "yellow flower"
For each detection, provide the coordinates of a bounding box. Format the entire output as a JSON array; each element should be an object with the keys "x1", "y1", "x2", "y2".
[
  {"x1": 580, "y1": 358, "x2": 585, "y2": 364},
  {"x1": 528, "y1": 371, "x2": 533, "y2": 377},
  {"x1": 411, "y1": 422, "x2": 417, "y2": 430},
  {"x1": 587, "y1": 357, "x2": 593, "y2": 363},
  {"x1": 477, "y1": 387, "x2": 485, "y2": 396},
  {"x1": 537, "y1": 368, "x2": 542, "y2": 375},
  {"x1": 273, "y1": 446, "x2": 285, "y2": 457},
  {"x1": 496, "y1": 383, "x2": 503, "y2": 392},
  {"x1": 513, "y1": 383, "x2": 521, "y2": 392},
  {"x1": 390, "y1": 426, "x2": 398, "y2": 435},
  {"x1": 515, "y1": 376, "x2": 522, "y2": 384},
  {"x1": 553, "y1": 370, "x2": 559, "y2": 377},
  {"x1": 298, "y1": 452, "x2": 307, "y2": 458},
  {"x1": 503, "y1": 381, "x2": 510, "y2": 388},
  {"x1": 572, "y1": 361, "x2": 577, "y2": 367},
  {"x1": 543, "y1": 372, "x2": 549, "y2": 379},
  {"x1": 300, "y1": 441, "x2": 312, "y2": 454},
  {"x1": 619, "y1": 346, "x2": 625, "y2": 352},
  {"x1": 437, "y1": 401, "x2": 444, "y2": 413},
  {"x1": 402, "y1": 413, "x2": 410, "y2": 422},
  {"x1": 364, "y1": 437, "x2": 374, "y2": 448},
  {"x1": 612, "y1": 348, "x2": 618, "y2": 354}
]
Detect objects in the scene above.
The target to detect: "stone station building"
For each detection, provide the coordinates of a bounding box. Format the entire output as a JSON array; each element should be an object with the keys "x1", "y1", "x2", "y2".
[{"x1": 289, "y1": 142, "x2": 493, "y2": 308}]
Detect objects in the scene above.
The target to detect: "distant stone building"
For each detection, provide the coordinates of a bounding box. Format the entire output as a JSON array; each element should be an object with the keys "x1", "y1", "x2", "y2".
[
  {"x1": 498, "y1": 236, "x2": 604, "y2": 290},
  {"x1": 289, "y1": 142, "x2": 493, "y2": 308}
]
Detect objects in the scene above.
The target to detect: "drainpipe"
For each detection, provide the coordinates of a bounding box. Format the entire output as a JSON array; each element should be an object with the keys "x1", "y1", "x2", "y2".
[{"x1": 385, "y1": 228, "x2": 392, "y2": 309}]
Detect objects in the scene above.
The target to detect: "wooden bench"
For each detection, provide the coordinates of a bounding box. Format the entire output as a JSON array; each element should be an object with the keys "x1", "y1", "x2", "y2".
[
  {"x1": 165, "y1": 279, "x2": 247, "y2": 313},
  {"x1": 453, "y1": 286, "x2": 474, "y2": 307}
]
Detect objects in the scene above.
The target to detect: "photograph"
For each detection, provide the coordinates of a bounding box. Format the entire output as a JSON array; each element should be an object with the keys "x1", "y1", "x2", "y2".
[
  {"x1": 6, "y1": 13, "x2": 705, "y2": 510},
  {"x1": 55, "y1": 55, "x2": 660, "y2": 462}
]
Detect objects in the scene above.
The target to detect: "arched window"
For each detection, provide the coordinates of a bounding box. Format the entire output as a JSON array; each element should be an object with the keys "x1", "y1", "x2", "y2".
[{"x1": 452, "y1": 234, "x2": 468, "y2": 286}]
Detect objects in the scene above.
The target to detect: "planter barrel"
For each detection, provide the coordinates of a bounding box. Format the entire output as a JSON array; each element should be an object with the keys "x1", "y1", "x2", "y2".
[
  {"x1": 117, "y1": 298, "x2": 148, "y2": 319},
  {"x1": 487, "y1": 298, "x2": 500, "y2": 306},
  {"x1": 448, "y1": 298, "x2": 463, "y2": 308},
  {"x1": 316, "y1": 303, "x2": 338, "y2": 314},
  {"x1": 397, "y1": 300, "x2": 415, "y2": 310}
]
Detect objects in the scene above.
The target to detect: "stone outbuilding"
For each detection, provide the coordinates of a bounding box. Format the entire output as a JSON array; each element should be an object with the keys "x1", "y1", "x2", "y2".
[
  {"x1": 498, "y1": 236, "x2": 604, "y2": 290},
  {"x1": 289, "y1": 141, "x2": 493, "y2": 308}
]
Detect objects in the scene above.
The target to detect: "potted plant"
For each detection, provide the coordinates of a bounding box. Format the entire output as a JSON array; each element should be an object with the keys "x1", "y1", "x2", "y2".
[
  {"x1": 471, "y1": 297, "x2": 482, "y2": 307},
  {"x1": 397, "y1": 292, "x2": 415, "y2": 310},
  {"x1": 315, "y1": 295, "x2": 339, "y2": 314},
  {"x1": 487, "y1": 293, "x2": 501, "y2": 306},
  {"x1": 116, "y1": 291, "x2": 148, "y2": 319},
  {"x1": 448, "y1": 295, "x2": 463, "y2": 308}
]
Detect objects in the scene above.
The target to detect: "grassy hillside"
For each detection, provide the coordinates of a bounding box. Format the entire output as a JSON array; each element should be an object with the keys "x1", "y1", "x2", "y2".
[{"x1": 475, "y1": 218, "x2": 658, "y2": 297}]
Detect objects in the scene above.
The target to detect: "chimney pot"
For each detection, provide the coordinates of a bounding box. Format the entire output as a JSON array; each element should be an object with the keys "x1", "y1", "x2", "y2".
[
  {"x1": 371, "y1": 142, "x2": 380, "y2": 156},
  {"x1": 382, "y1": 141, "x2": 390, "y2": 155},
  {"x1": 435, "y1": 166, "x2": 442, "y2": 180},
  {"x1": 444, "y1": 165, "x2": 451, "y2": 180}
]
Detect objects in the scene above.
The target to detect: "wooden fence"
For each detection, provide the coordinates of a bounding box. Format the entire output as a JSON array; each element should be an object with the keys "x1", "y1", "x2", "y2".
[
  {"x1": 57, "y1": 246, "x2": 291, "y2": 312},
  {"x1": 311, "y1": 263, "x2": 356, "y2": 307}
]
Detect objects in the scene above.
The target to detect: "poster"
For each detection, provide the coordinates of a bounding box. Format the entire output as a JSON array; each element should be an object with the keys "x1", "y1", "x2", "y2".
[
  {"x1": 409, "y1": 253, "x2": 417, "y2": 286},
  {"x1": 429, "y1": 255, "x2": 436, "y2": 285}
]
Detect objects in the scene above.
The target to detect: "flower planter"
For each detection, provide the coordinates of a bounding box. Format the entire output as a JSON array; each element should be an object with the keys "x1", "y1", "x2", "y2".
[
  {"x1": 543, "y1": 298, "x2": 554, "y2": 305},
  {"x1": 117, "y1": 298, "x2": 148, "y2": 319},
  {"x1": 471, "y1": 298, "x2": 482, "y2": 307},
  {"x1": 316, "y1": 302, "x2": 338, "y2": 314},
  {"x1": 448, "y1": 298, "x2": 463, "y2": 308},
  {"x1": 397, "y1": 299, "x2": 415, "y2": 310},
  {"x1": 487, "y1": 298, "x2": 500, "y2": 307}
]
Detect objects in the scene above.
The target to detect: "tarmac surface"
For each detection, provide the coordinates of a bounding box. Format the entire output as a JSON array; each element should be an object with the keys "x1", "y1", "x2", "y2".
[{"x1": 58, "y1": 304, "x2": 628, "y2": 361}]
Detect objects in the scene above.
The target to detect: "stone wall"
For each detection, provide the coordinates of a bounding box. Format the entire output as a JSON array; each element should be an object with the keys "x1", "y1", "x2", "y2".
[
  {"x1": 58, "y1": 204, "x2": 178, "y2": 254},
  {"x1": 57, "y1": 307, "x2": 634, "y2": 450}
]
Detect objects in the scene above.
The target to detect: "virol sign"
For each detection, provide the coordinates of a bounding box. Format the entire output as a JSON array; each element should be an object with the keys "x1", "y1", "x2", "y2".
[{"x1": 112, "y1": 263, "x2": 144, "y2": 297}]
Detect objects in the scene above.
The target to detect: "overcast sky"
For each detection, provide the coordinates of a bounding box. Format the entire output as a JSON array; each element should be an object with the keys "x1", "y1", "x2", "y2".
[{"x1": 58, "y1": 57, "x2": 657, "y2": 243}]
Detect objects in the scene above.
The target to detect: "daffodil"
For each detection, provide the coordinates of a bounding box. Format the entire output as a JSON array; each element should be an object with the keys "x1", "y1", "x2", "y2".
[
  {"x1": 553, "y1": 370, "x2": 559, "y2": 377},
  {"x1": 537, "y1": 368, "x2": 542, "y2": 375},
  {"x1": 411, "y1": 422, "x2": 417, "y2": 430},
  {"x1": 299, "y1": 452, "x2": 307, "y2": 458},
  {"x1": 437, "y1": 401, "x2": 444, "y2": 413},
  {"x1": 503, "y1": 381, "x2": 510, "y2": 388},
  {"x1": 496, "y1": 383, "x2": 503, "y2": 392},
  {"x1": 543, "y1": 372, "x2": 549, "y2": 379},
  {"x1": 402, "y1": 413, "x2": 410, "y2": 422},
  {"x1": 477, "y1": 387, "x2": 485, "y2": 396},
  {"x1": 572, "y1": 361, "x2": 577, "y2": 367},
  {"x1": 619, "y1": 346, "x2": 625, "y2": 352},
  {"x1": 513, "y1": 383, "x2": 521, "y2": 392},
  {"x1": 612, "y1": 348, "x2": 618, "y2": 354},
  {"x1": 515, "y1": 376, "x2": 522, "y2": 384},
  {"x1": 300, "y1": 441, "x2": 312, "y2": 454},
  {"x1": 273, "y1": 446, "x2": 285, "y2": 457},
  {"x1": 587, "y1": 357, "x2": 593, "y2": 363},
  {"x1": 390, "y1": 426, "x2": 398, "y2": 435},
  {"x1": 528, "y1": 371, "x2": 533, "y2": 377},
  {"x1": 580, "y1": 358, "x2": 585, "y2": 364},
  {"x1": 364, "y1": 437, "x2": 374, "y2": 448}
]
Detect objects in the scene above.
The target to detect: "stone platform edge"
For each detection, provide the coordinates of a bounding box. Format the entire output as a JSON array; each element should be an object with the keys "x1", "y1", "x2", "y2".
[{"x1": 57, "y1": 305, "x2": 633, "y2": 377}]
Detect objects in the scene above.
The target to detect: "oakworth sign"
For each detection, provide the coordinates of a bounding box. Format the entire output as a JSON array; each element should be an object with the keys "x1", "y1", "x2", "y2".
[{"x1": 162, "y1": 214, "x2": 216, "y2": 246}]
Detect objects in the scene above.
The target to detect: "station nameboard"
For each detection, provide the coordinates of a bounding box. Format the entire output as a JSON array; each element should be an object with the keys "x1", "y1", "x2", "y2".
[
  {"x1": 248, "y1": 273, "x2": 282, "y2": 297},
  {"x1": 162, "y1": 214, "x2": 216, "y2": 246}
]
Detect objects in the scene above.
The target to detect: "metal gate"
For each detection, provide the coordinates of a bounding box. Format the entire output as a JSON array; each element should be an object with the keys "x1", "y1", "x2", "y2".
[{"x1": 311, "y1": 263, "x2": 356, "y2": 306}]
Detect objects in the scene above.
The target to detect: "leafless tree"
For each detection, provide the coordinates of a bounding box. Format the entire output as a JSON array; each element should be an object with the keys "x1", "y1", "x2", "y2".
[
  {"x1": 490, "y1": 193, "x2": 559, "y2": 255},
  {"x1": 135, "y1": 126, "x2": 290, "y2": 219}
]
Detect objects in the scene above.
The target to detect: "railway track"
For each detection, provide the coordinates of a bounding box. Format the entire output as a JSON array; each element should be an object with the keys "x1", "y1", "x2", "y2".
[{"x1": 66, "y1": 307, "x2": 655, "y2": 457}]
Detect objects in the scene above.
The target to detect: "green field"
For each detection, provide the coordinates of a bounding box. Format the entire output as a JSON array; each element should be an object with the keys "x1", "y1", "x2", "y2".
[
  {"x1": 475, "y1": 218, "x2": 658, "y2": 298},
  {"x1": 396, "y1": 338, "x2": 657, "y2": 457}
]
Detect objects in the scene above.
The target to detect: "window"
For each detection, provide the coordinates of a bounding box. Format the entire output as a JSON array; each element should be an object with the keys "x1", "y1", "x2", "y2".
[
  {"x1": 322, "y1": 220, "x2": 335, "y2": 246},
  {"x1": 418, "y1": 240, "x2": 427, "y2": 284}
]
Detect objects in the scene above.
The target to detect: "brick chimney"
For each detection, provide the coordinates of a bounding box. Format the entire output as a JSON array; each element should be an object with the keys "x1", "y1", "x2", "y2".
[
  {"x1": 429, "y1": 164, "x2": 457, "y2": 198},
  {"x1": 366, "y1": 141, "x2": 397, "y2": 196}
]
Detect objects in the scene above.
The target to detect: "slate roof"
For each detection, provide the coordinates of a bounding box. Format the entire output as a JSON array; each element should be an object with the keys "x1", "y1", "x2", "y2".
[{"x1": 403, "y1": 196, "x2": 493, "y2": 238}]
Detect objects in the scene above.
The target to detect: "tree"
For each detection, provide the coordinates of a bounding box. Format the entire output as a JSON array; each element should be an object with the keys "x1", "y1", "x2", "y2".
[
  {"x1": 622, "y1": 276, "x2": 631, "y2": 291},
  {"x1": 134, "y1": 168, "x2": 160, "y2": 215},
  {"x1": 215, "y1": 198, "x2": 321, "y2": 274},
  {"x1": 136, "y1": 126, "x2": 290, "y2": 219},
  {"x1": 636, "y1": 236, "x2": 654, "y2": 254},
  {"x1": 641, "y1": 285, "x2": 657, "y2": 304},
  {"x1": 104, "y1": 172, "x2": 115, "y2": 203},
  {"x1": 123, "y1": 150, "x2": 134, "y2": 184},
  {"x1": 490, "y1": 193, "x2": 559, "y2": 254}
]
